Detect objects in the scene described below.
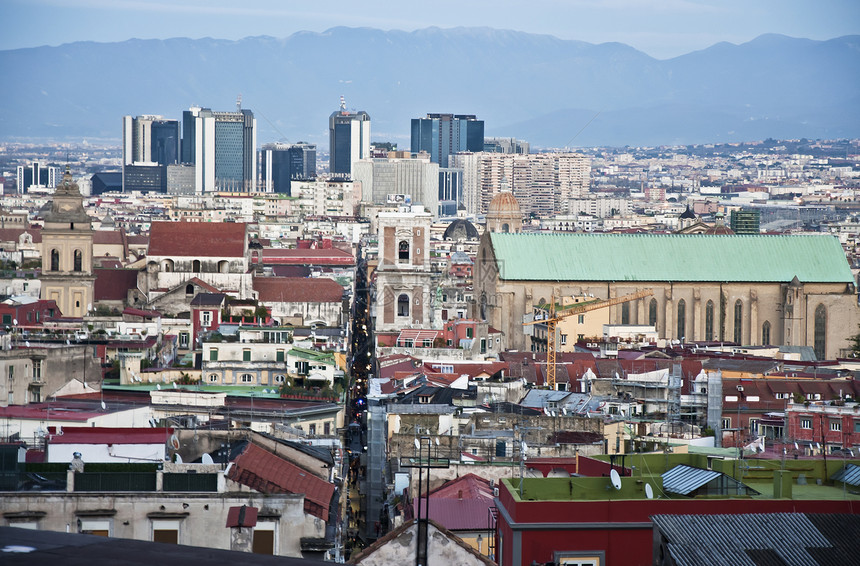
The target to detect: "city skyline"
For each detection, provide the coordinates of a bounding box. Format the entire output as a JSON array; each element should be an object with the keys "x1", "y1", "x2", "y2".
[{"x1": 3, "y1": 0, "x2": 859, "y2": 60}]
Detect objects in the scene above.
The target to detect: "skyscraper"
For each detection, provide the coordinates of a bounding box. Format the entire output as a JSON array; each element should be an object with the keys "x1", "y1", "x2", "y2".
[
  {"x1": 411, "y1": 113, "x2": 484, "y2": 168},
  {"x1": 328, "y1": 97, "x2": 370, "y2": 180},
  {"x1": 260, "y1": 142, "x2": 316, "y2": 195},
  {"x1": 122, "y1": 115, "x2": 179, "y2": 193},
  {"x1": 180, "y1": 106, "x2": 257, "y2": 193},
  {"x1": 16, "y1": 162, "x2": 58, "y2": 193}
]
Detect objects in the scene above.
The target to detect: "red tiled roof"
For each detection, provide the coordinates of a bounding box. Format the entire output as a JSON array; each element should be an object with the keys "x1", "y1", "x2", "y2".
[
  {"x1": 0, "y1": 227, "x2": 40, "y2": 243},
  {"x1": 225, "y1": 505, "x2": 258, "y2": 528},
  {"x1": 94, "y1": 268, "x2": 139, "y2": 301},
  {"x1": 47, "y1": 427, "x2": 174, "y2": 445},
  {"x1": 253, "y1": 277, "x2": 343, "y2": 303},
  {"x1": 123, "y1": 307, "x2": 160, "y2": 318},
  {"x1": 228, "y1": 442, "x2": 334, "y2": 520},
  {"x1": 93, "y1": 230, "x2": 125, "y2": 245},
  {"x1": 261, "y1": 248, "x2": 355, "y2": 266},
  {"x1": 148, "y1": 221, "x2": 247, "y2": 258}
]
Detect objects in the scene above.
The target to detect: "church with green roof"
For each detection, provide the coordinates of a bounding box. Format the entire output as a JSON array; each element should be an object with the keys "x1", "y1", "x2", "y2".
[{"x1": 474, "y1": 231, "x2": 860, "y2": 361}]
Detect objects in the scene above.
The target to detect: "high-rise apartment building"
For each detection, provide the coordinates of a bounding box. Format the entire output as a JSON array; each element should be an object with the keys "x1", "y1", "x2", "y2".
[
  {"x1": 329, "y1": 97, "x2": 370, "y2": 180},
  {"x1": 181, "y1": 106, "x2": 257, "y2": 193},
  {"x1": 16, "y1": 162, "x2": 58, "y2": 193},
  {"x1": 484, "y1": 137, "x2": 529, "y2": 154},
  {"x1": 411, "y1": 114, "x2": 484, "y2": 168},
  {"x1": 260, "y1": 142, "x2": 317, "y2": 195},
  {"x1": 455, "y1": 153, "x2": 591, "y2": 216},
  {"x1": 353, "y1": 153, "x2": 439, "y2": 214}
]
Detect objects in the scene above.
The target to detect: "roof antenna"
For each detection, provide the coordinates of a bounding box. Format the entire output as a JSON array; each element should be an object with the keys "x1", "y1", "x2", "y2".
[
  {"x1": 236, "y1": 94, "x2": 242, "y2": 111},
  {"x1": 340, "y1": 95, "x2": 346, "y2": 112}
]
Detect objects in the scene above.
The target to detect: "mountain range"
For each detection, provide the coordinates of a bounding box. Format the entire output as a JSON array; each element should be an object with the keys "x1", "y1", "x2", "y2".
[{"x1": 1, "y1": 27, "x2": 858, "y2": 148}]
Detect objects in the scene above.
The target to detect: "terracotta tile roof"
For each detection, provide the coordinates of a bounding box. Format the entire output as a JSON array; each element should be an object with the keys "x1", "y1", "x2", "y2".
[
  {"x1": 94, "y1": 268, "x2": 139, "y2": 301},
  {"x1": 253, "y1": 277, "x2": 343, "y2": 303},
  {"x1": 261, "y1": 248, "x2": 355, "y2": 266},
  {"x1": 148, "y1": 221, "x2": 247, "y2": 258},
  {"x1": 93, "y1": 230, "x2": 125, "y2": 245},
  {"x1": 228, "y1": 442, "x2": 334, "y2": 521},
  {"x1": 47, "y1": 427, "x2": 174, "y2": 445},
  {"x1": 0, "y1": 227, "x2": 40, "y2": 243}
]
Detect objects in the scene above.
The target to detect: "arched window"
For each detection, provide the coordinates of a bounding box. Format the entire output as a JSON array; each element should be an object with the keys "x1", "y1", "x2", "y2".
[
  {"x1": 648, "y1": 298, "x2": 657, "y2": 327},
  {"x1": 192, "y1": 259, "x2": 201, "y2": 272},
  {"x1": 814, "y1": 304, "x2": 826, "y2": 360},
  {"x1": 185, "y1": 284, "x2": 194, "y2": 296},
  {"x1": 397, "y1": 294, "x2": 409, "y2": 317},
  {"x1": 761, "y1": 321, "x2": 771, "y2": 346},
  {"x1": 50, "y1": 249, "x2": 59, "y2": 271},
  {"x1": 218, "y1": 260, "x2": 229, "y2": 273},
  {"x1": 677, "y1": 299, "x2": 686, "y2": 341},
  {"x1": 162, "y1": 259, "x2": 174, "y2": 272},
  {"x1": 733, "y1": 299, "x2": 743, "y2": 344},
  {"x1": 73, "y1": 249, "x2": 82, "y2": 272},
  {"x1": 398, "y1": 241, "x2": 409, "y2": 261},
  {"x1": 705, "y1": 300, "x2": 715, "y2": 341},
  {"x1": 621, "y1": 302, "x2": 630, "y2": 325},
  {"x1": 501, "y1": 223, "x2": 510, "y2": 233}
]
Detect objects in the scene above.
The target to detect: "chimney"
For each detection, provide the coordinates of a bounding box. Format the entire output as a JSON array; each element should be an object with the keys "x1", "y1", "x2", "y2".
[{"x1": 458, "y1": 489, "x2": 463, "y2": 500}]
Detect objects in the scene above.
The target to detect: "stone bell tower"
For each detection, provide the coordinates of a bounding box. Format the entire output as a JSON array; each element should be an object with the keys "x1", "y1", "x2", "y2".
[{"x1": 40, "y1": 166, "x2": 94, "y2": 318}]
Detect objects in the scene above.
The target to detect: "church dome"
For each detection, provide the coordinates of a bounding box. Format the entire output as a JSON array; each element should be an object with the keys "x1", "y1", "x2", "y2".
[
  {"x1": 488, "y1": 190, "x2": 522, "y2": 216},
  {"x1": 443, "y1": 218, "x2": 479, "y2": 241}
]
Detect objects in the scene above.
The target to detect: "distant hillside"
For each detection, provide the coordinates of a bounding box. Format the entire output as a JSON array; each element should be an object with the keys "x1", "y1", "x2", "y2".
[{"x1": 1, "y1": 28, "x2": 858, "y2": 147}]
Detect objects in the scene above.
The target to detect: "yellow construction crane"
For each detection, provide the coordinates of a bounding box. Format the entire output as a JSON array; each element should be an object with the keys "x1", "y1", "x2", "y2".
[{"x1": 524, "y1": 289, "x2": 654, "y2": 390}]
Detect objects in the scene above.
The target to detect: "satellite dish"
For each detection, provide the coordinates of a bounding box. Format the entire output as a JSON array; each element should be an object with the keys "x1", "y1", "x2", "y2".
[
  {"x1": 156, "y1": 383, "x2": 161, "y2": 390},
  {"x1": 25, "y1": 341, "x2": 30, "y2": 347},
  {"x1": 12, "y1": 319, "x2": 17, "y2": 326},
  {"x1": 794, "y1": 442, "x2": 799, "y2": 451},
  {"x1": 172, "y1": 382, "x2": 178, "y2": 389},
  {"x1": 100, "y1": 400, "x2": 106, "y2": 410},
  {"x1": 174, "y1": 453, "x2": 183, "y2": 464},
  {"x1": 202, "y1": 453, "x2": 214, "y2": 465},
  {"x1": 816, "y1": 442, "x2": 821, "y2": 450},
  {"x1": 562, "y1": 407, "x2": 568, "y2": 416},
  {"x1": 610, "y1": 469, "x2": 622, "y2": 490},
  {"x1": 169, "y1": 434, "x2": 180, "y2": 450},
  {"x1": 414, "y1": 438, "x2": 420, "y2": 450},
  {"x1": 434, "y1": 437, "x2": 439, "y2": 446},
  {"x1": 645, "y1": 483, "x2": 654, "y2": 499}
]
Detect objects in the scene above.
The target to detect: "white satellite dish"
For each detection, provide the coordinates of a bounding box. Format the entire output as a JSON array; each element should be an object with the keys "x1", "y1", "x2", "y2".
[
  {"x1": 434, "y1": 437, "x2": 439, "y2": 446},
  {"x1": 174, "y1": 453, "x2": 183, "y2": 464},
  {"x1": 156, "y1": 383, "x2": 161, "y2": 390},
  {"x1": 202, "y1": 453, "x2": 214, "y2": 465},
  {"x1": 610, "y1": 469, "x2": 622, "y2": 490},
  {"x1": 414, "y1": 438, "x2": 420, "y2": 450},
  {"x1": 100, "y1": 400, "x2": 106, "y2": 410},
  {"x1": 25, "y1": 341, "x2": 30, "y2": 348},
  {"x1": 12, "y1": 319, "x2": 17, "y2": 326},
  {"x1": 794, "y1": 442, "x2": 799, "y2": 451},
  {"x1": 172, "y1": 382, "x2": 178, "y2": 389},
  {"x1": 562, "y1": 407, "x2": 568, "y2": 416},
  {"x1": 645, "y1": 483, "x2": 654, "y2": 499}
]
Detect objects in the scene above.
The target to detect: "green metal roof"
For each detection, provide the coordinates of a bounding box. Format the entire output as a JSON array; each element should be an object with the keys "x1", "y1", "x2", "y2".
[{"x1": 490, "y1": 233, "x2": 854, "y2": 283}]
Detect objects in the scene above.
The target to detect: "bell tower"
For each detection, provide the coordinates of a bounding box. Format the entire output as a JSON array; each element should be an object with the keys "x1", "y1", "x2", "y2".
[{"x1": 40, "y1": 166, "x2": 94, "y2": 318}]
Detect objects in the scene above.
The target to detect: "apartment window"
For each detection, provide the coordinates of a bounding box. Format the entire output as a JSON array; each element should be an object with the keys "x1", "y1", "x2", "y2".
[
  {"x1": 466, "y1": 327, "x2": 473, "y2": 339},
  {"x1": 621, "y1": 302, "x2": 630, "y2": 325},
  {"x1": 560, "y1": 334, "x2": 568, "y2": 345},
  {"x1": 80, "y1": 519, "x2": 111, "y2": 537},
  {"x1": 854, "y1": 420, "x2": 860, "y2": 433},
  {"x1": 309, "y1": 423, "x2": 316, "y2": 436},
  {"x1": 210, "y1": 348, "x2": 218, "y2": 361},
  {"x1": 749, "y1": 419, "x2": 759, "y2": 435},
  {"x1": 208, "y1": 373, "x2": 219, "y2": 383},
  {"x1": 830, "y1": 420, "x2": 841, "y2": 432},
  {"x1": 274, "y1": 374, "x2": 286, "y2": 383},
  {"x1": 32, "y1": 360, "x2": 41, "y2": 381},
  {"x1": 179, "y1": 332, "x2": 189, "y2": 348},
  {"x1": 243, "y1": 349, "x2": 251, "y2": 362},
  {"x1": 276, "y1": 349, "x2": 285, "y2": 362},
  {"x1": 398, "y1": 240, "x2": 409, "y2": 261},
  {"x1": 578, "y1": 314, "x2": 585, "y2": 324},
  {"x1": 800, "y1": 418, "x2": 812, "y2": 429},
  {"x1": 555, "y1": 550, "x2": 603, "y2": 566},
  {"x1": 721, "y1": 418, "x2": 731, "y2": 430},
  {"x1": 240, "y1": 374, "x2": 254, "y2": 383},
  {"x1": 480, "y1": 338, "x2": 486, "y2": 354},
  {"x1": 152, "y1": 519, "x2": 179, "y2": 544},
  {"x1": 202, "y1": 311, "x2": 211, "y2": 327}
]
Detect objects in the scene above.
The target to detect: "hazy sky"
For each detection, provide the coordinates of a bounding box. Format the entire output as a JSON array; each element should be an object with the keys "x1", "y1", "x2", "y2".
[{"x1": 3, "y1": 0, "x2": 858, "y2": 59}]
